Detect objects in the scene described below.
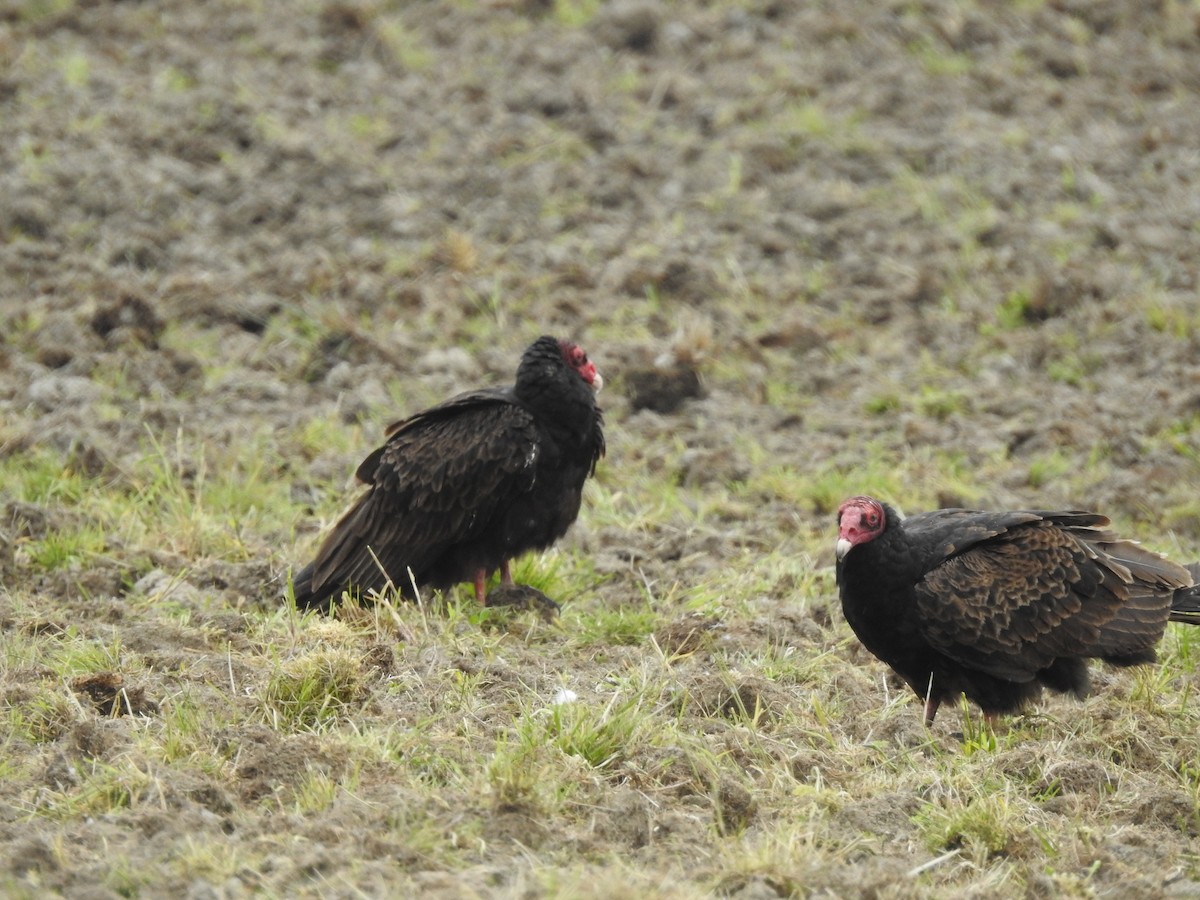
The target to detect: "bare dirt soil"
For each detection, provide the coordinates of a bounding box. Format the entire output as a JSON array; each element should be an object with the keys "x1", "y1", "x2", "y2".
[{"x1": 3, "y1": 0, "x2": 1200, "y2": 897}]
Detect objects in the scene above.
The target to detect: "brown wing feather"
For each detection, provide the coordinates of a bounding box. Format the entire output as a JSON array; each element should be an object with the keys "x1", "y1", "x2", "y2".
[
  {"x1": 913, "y1": 517, "x2": 1191, "y2": 682},
  {"x1": 1170, "y1": 563, "x2": 1200, "y2": 624},
  {"x1": 309, "y1": 399, "x2": 540, "y2": 595},
  {"x1": 1079, "y1": 529, "x2": 1193, "y2": 657}
]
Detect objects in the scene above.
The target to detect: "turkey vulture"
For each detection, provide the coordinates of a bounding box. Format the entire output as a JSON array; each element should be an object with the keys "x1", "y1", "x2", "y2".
[
  {"x1": 835, "y1": 496, "x2": 1200, "y2": 724},
  {"x1": 291, "y1": 335, "x2": 605, "y2": 611}
]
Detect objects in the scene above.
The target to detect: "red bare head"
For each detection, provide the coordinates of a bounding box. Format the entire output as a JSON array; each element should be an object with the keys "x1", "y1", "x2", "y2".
[
  {"x1": 836, "y1": 496, "x2": 887, "y2": 559},
  {"x1": 559, "y1": 339, "x2": 603, "y2": 393}
]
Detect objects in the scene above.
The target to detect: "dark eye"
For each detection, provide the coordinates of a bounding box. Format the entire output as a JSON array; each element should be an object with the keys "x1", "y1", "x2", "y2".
[{"x1": 572, "y1": 348, "x2": 586, "y2": 365}]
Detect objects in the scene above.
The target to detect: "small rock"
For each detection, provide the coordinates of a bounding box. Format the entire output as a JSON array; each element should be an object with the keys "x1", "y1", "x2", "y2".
[
  {"x1": 415, "y1": 346, "x2": 475, "y2": 378},
  {"x1": 27, "y1": 374, "x2": 102, "y2": 410},
  {"x1": 134, "y1": 568, "x2": 205, "y2": 605}
]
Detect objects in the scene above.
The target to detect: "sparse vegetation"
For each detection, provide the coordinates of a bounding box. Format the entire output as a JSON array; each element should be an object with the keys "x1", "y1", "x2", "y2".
[{"x1": 3, "y1": 0, "x2": 1200, "y2": 897}]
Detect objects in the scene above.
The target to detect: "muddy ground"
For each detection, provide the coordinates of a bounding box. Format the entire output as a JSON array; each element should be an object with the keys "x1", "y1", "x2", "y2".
[{"x1": 2, "y1": 0, "x2": 1200, "y2": 897}]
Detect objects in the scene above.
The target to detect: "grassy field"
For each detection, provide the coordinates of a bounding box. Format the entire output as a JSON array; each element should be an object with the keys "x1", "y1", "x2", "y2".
[
  {"x1": 3, "y1": 0, "x2": 1200, "y2": 897},
  {"x1": 3, "y1": 372, "x2": 1200, "y2": 898}
]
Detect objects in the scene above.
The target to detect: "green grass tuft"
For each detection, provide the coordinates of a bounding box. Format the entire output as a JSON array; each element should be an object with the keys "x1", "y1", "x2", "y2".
[{"x1": 260, "y1": 649, "x2": 367, "y2": 732}]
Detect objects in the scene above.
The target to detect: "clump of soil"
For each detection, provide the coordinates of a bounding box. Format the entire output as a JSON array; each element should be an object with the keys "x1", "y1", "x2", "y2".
[{"x1": 70, "y1": 673, "x2": 158, "y2": 718}]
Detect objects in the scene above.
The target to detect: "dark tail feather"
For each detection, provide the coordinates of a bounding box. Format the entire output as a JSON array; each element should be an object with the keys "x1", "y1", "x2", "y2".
[
  {"x1": 289, "y1": 560, "x2": 337, "y2": 612},
  {"x1": 1168, "y1": 563, "x2": 1200, "y2": 625}
]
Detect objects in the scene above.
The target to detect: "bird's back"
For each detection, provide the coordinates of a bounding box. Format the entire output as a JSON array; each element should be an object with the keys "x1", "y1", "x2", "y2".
[
  {"x1": 293, "y1": 390, "x2": 542, "y2": 608},
  {"x1": 291, "y1": 350, "x2": 604, "y2": 610}
]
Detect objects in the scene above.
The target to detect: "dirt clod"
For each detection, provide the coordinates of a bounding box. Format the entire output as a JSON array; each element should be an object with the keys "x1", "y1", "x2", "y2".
[{"x1": 70, "y1": 673, "x2": 158, "y2": 718}]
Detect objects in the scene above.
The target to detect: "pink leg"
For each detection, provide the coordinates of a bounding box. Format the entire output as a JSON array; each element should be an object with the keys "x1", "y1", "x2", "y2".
[
  {"x1": 501, "y1": 560, "x2": 513, "y2": 586},
  {"x1": 474, "y1": 569, "x2": 488, "y2": 605}
]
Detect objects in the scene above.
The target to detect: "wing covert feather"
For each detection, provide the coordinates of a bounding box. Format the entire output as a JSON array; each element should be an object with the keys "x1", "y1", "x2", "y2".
[
  {"x1": 311, "y1": 397, "x2": 541, "y2": 591},
  {"x1": 911, "y1": 518, "x2": 1187, "y2": 682}
]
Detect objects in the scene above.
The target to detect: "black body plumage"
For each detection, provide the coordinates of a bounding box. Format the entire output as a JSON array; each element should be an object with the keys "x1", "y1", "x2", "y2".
[
  {"x1": 836, "y1": 498, "x2": 1200, "y2": 723},
  {"x1": 291, "y1": 336, "x2": 604, "y2": 610}
]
